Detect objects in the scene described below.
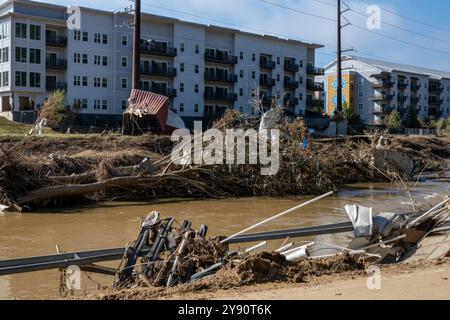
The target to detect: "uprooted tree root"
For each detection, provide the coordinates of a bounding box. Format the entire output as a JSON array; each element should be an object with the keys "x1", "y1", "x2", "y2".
[
  {"x1": 90, "y1": 252, "x2": 372, "y2": 300},
  {"x1": 0, "y1": 111, "x2": 448, "y2": 211}
]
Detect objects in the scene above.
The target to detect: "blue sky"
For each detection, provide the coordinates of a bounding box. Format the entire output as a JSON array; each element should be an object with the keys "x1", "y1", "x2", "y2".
[{"x1": 42, "y1": 0, "x2": 450, "y2": 70}]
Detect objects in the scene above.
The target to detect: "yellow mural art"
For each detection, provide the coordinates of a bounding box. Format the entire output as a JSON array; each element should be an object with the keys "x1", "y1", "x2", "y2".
[{"x1": 326, "y1": 73, "x2": 355, "y2": 116}]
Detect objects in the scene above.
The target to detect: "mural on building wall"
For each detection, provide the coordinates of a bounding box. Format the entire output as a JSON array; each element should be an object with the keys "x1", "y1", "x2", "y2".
[{"x1": 326, "y1": 73, "x2": 355, "y2": 115}]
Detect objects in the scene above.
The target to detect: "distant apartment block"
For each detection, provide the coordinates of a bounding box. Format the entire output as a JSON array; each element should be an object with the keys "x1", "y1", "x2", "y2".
[
  {"x1": 0, "y1": 0, "x2": 324, "y2": 128},
  {"x1": 323, "y1": 56, "x2": 450, "y2": 125}
]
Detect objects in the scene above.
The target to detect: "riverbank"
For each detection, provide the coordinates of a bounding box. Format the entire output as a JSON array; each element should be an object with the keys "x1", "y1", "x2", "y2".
[{"x1": 0, "y1": 124, "x2": 449, "y2": 211}]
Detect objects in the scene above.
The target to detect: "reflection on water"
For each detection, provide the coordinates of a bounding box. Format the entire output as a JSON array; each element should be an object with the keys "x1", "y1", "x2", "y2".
[{"x1": 0, "y1": 182, "x2": 448, "y2": 299}]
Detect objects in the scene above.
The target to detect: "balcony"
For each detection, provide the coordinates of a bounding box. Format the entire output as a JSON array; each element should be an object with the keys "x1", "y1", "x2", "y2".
[
  {"x1": 373, "y1": 107, "x2": 395, "y2": 115},
  {"x1": 140, "y1": 66, "x2": 177, "y2": 77},
  {"x1": 260, "y1": 77, "x2": 275, "y2": 87},
  {"x1": 284, "y1": 79, "x2": 299, "y2": 89},
  {"x1": 46, "y1": 81, "x2": 67, "y2": 91},
  {"x1": 46, "y1": 36, "x2": 67, "y2": 47},
  {"x1": 411, "y1": 82, "x2": 421, "y2": 91},
  {"x1": 429, "y1": 83, "x2": 444, "y2": 93},
  {"x1": 46, "y1": 59, "x2": 67, "y2": 70},
  {"x1": 398, "y1": 80, "x2": 409, "y2": 90},
  {"x1": 260, "y1": 59, "x2": 276, "y2": 69},
  {"x1": 429, "y1": 107, "x2": 443, "y2": 118},
  {"x1": 410, "y1": 96, "x2": 420, "y2": 104},
  {"x1": 150, "y1": 87, "x2": 177, "y2": 98},
  {"x1": 284, "y1": 62, "x2": 299, "y2": 73},
  {"x1": 306, "y1": 97, "x2": 324, "y2": 108},
  {"x1": 140, "y1": 44, "x2": 177, "y2": 57},
  {"x1": 204, "y1": 72, "x2": 238, "y2": 83},
  {"x1": 284, "y1": 96, "x2": 299, "y2": 107},
  {"x1": 262, "y1": 96, "x2": 276, "y2": 107},
  {"x1": 429, "y1": 97, "x2": 443, "y2": 106},
  {"x1": 204, "y1": 91, "x2": 237, "y2": 102},
  {"x1": 307, "y1": 80, "x2": 324, "y2": 91},
  {"x1": 204, "y1": 52, "x2": 238, "y2": 65},
  {"x1": 397, "y1": 94, "x2": 408, "y2": 103},
  {"x1": 369, "y1": 94, "x2": 394, "y2": 102},
  {"x1": 371, "y1": 79, "x2": 395, "y2": 88},
  {"x1": 306, "y1": 66, "x2": 325, "y2": 76}
]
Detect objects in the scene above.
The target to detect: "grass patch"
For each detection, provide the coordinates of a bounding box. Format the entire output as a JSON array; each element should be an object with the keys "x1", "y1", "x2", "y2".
[{"x1": 0, "y1": 117, "x2": 35, "y2": 135}]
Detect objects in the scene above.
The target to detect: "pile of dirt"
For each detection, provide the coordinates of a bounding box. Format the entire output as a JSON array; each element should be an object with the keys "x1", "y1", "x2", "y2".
[{"x1": 91, "y1": 252, "x2": 371, "y2": 300}]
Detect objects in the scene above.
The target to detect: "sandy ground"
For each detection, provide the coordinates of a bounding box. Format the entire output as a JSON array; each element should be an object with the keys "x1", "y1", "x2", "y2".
[{"x1": 159, "y1": 259, "x2": 450, "y2": 300}]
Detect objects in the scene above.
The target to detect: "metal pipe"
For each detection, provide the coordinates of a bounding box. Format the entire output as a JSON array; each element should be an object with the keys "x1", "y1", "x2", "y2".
[{"x1": 407, "y1": 198, "x2": 450, "y2": 229}]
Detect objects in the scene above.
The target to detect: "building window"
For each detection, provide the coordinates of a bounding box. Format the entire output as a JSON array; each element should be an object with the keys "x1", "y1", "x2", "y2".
[
  {"x1": 358, "y1": 78, "x2": 364, "y2": 85},
  {"x1": 358, "y1": 103, "x2": 364, "y2": 110},
  {"x1": 277, "y1": 57, "x2": 280, "y2": 65},
  {"x1": 300, "y1": 60, "x2": 303, "y2": 68},
  {"x1": 300, "y1": 77, "x2": 303, "y2": 84},
  {"x1": 102, "y1": 100, "x2": 107, "y2": 110},
  {"x1": 194, "y1": 104, "x2": 199, "y2": 112},
  {"x1": 102, "y1": 78, "x2": 108, "y2": 88},
  {"x1": 240, "y1": 70, "x2": 244, "y2": 78},
  {"x1": 180, "y1": 43, "x2": 185, "y2": 52},
  {"x1": 240, "y1": 52, "x2": 243, "y2": 60},
  {"x1": 15, "y1": 71, "x2": 27, "y2": 87},
  {"x1": 82, "y1": 76, "x2": 88, "y2": 87},
  {"x1": 30, "y1": 25, "x2": 41, "y2": 40},
  {"x1": 82, "y1": 31, "x2": 88, "y2": 42},
  {"x1": 15, "y1": 47, "x2": 27, "y2": 63},
  {"x1": 74, "y1": 30, "x2": 81, "y2": 41},
  {"x1": 358, "y1": 91, "x2": 364, "y2": 97},
  {"x1": 74, "y1": 53, "x2": 81, "y2": 63},
  {"x1": 195, "y1": 44, "x2": 199, "y2": 54},
  {"x1": 195, "y1": 65, "x2": 199, "y2": 73},
  {"x1": 94, "y1": 55, "x2": 100, "y2": 65},
  {"x1": 82, "y1": 54, "x2": 88, "y2": 64},
  {"x1": 29, "y1": 48, "x2": 41, "y2": 64},
  {"x1": 122, "y1": 35, "x2": 128, "y2": 46},
  {"x1": 252, "y1": 71, "x2": 256, "y2": 79},
  {"x1": 195, "y1": 84, "x2": 199, "y2": 93},
  {"x1": 180, "y1": 63, "x2": 185, "y2": 72},
  {"x1": 180, "y1": 83, "x2": 184, "y2": 92},
  {"x1": 102, "y1": 34, "x2": 108, "y2": 44},
  {"x1": 277, "y1": 74, "x2": 280, "y2": 82},
  {"x1": 121, "y1": 78, "x2": 127, "y2": 89},
  {"x1": 94, "y1": 77, "x2": 100, "y2": 87},
  {"x1": 82, "y1": 99, "x2": 88, "y2": 109},
  {"x1": 2, "y1": 71, "x2": 9, "y2": 86},
  {"x1": 15, "y1": 23, "x2": 27, "y2": 39},
  {"x1": 94, "y1": 99, "x2": 100, "y2": 109},
  {"x1": 239, "y1": 88, "x2": 243, "y2": 96},
  {"x1": 252, "y1": 53, "x2": 255, "y2": 62},
  {"x1": 300, "y1": 93, "x2": 303, "y2": 100},
  {"x1": 180, "y1": 103, "x2": 184, "y2": 112},
  {"x1": 2, "y1": 48, "x2": 9, "y2": 63},
  {"x1": 121, "y1": 56, "x2": 128, "y2": 67},
  {"x1": 29, "y1": 72, "x2": 40, "y2": 88},
  {"x1": 102, "y1": 56, "x2": 108, "y2": 66},
  {"x1": 73, "y1": 75, "x2": 81, "y2": 86},
  {"x1": 0, "y1": 23, "x2": 10, "y2": 40},
  {"x1": 122, "y1": 100, "x2": 128, "y2": 110},
  {"x1": 94, "y1": 33, "x2": 101, "y2": 43}
]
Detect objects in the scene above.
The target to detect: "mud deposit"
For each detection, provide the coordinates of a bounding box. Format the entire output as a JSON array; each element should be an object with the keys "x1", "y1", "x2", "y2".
[{"x1": 90, "y1": 253, "x2": 371, "y2": 300}]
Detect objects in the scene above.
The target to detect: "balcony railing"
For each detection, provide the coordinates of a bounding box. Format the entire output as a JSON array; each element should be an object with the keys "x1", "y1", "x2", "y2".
[
  {"x1": 373, "y1": 107, "x2": 395, "y2": 114},
  {"x1": 46, "y1": 59, "x2": 67, "y2": 70},
  {"x1": 410, "y1": 96, "x2": 420, "y2": 104},
  {"x1": 306, "y1": 97, "x2": 324, "y2": 108},
  {"x1": 371, "y1": 79, "x2": 395, "y2": 88},
  {"x1": 260, "y1": 59, "x2": 276, "y2": 69},
  {"x1": 46, "y1": 36, "x2": 68, "y2": 47},
  {"x1": 397, "y1": 94, "x2": 408, "y2": 103},
  {"x1": 306, "y1": 66, "x2": 325, "y2": 76},
  {"x1": 411, "y1": 82, "x2": 421, "y2": 91},
  {"x1": 284, "y1": 62, "x2": 299, "y2": 73},
  {"x1": 284, "y1": 97, "x2": 299, "y2": 107},
  {"x1": 369, "y1": 94, "x2": 394, "y2": 101},
  {"x1": 284, "y1": 79, "x2": 299, "y2": 89},
  {"x1": 140, "y1": 67, "x2": 177, "y2": 77},
  {"x1": 46, "y1": 81, "x2": 67, "y2": 91},
  {"x1": 140, "y1": 44, "x2": 177, "y2": 57},
  {"x1": 398, "y1": 80, "x2": 409, "y2": 89},
  {"x1": 259, "y1": 77, "x2": 275, "y2": 87},
  {"x1": 429, "y1": 84, "x2": 444, "y2": 93},
  {"x1": 204, "y1": 91, "x2": 237, "y2": 102},
  {"x1": 429, "y1": 97, "x2": 444, "y2": 106},
  {"x1": 204, "y1": 72, "x2": 238, "y2": 83},
  {"x1": 204, "y1": 52, "x2": 238, "y2": 65},
  {"x1": 149, "y1": 88, "x2": 177, "y2": 98},
  {"x1": 307, "y1": 80, "x2": 324, "y2": 91}
]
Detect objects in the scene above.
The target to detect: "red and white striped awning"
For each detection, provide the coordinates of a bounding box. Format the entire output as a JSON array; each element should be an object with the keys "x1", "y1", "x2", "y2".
[{"x1": 125, "y1": 89, "x2": 169, "y2": 131}]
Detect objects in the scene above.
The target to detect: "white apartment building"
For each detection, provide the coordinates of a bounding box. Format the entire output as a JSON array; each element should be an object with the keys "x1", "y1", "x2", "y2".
[
  {"x1": 0, "y1": 0, "x2": 324, "y2": 129},
  {"x1": 323, "y1": 56, "x2": 450, "y2": 126}
]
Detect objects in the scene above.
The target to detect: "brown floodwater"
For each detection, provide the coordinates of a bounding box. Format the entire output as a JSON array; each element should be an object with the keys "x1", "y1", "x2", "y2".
[{"x1": 0, "y1": 182, "x2": 448, "y2": 300}]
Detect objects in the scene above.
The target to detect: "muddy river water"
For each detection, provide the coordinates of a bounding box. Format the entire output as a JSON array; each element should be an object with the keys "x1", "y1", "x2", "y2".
[{"x1": 0, "y1": 182, "x2": 448, "y2": 299}]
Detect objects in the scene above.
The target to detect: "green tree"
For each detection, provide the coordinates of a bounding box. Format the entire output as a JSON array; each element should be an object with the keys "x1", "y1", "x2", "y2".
[
  {"x1": 404, "y1": 106, "x2": 420, "y2": 128},
  {"x1": 385, "y1": 110, "x2": 403, "y2": 131},
  {"x1": 39, "y1": 90, "x2": 67, "y2": 128}
]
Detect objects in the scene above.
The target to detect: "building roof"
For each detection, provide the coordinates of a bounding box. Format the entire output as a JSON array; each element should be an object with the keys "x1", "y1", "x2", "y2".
[{"x1": 325, "y1": 55, "x2": 450, "y2": 80}]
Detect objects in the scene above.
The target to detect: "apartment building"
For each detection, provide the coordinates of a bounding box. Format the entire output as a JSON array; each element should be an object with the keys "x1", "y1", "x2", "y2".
[
  {"x1": 323, "y1": 56, "x2": 450, "y2": 125},
  {"x1": 0, "y1": 0, "x2": 324, "y2": 129}
]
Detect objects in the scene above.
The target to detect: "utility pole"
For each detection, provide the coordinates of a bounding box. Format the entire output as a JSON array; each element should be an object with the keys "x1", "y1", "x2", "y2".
[
  {"x1": 336, "y1": 0, "x2": 342, "y2": 114},
  {"x1": 132, "y1": 0, "x2": 141, "y2": 90}
]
